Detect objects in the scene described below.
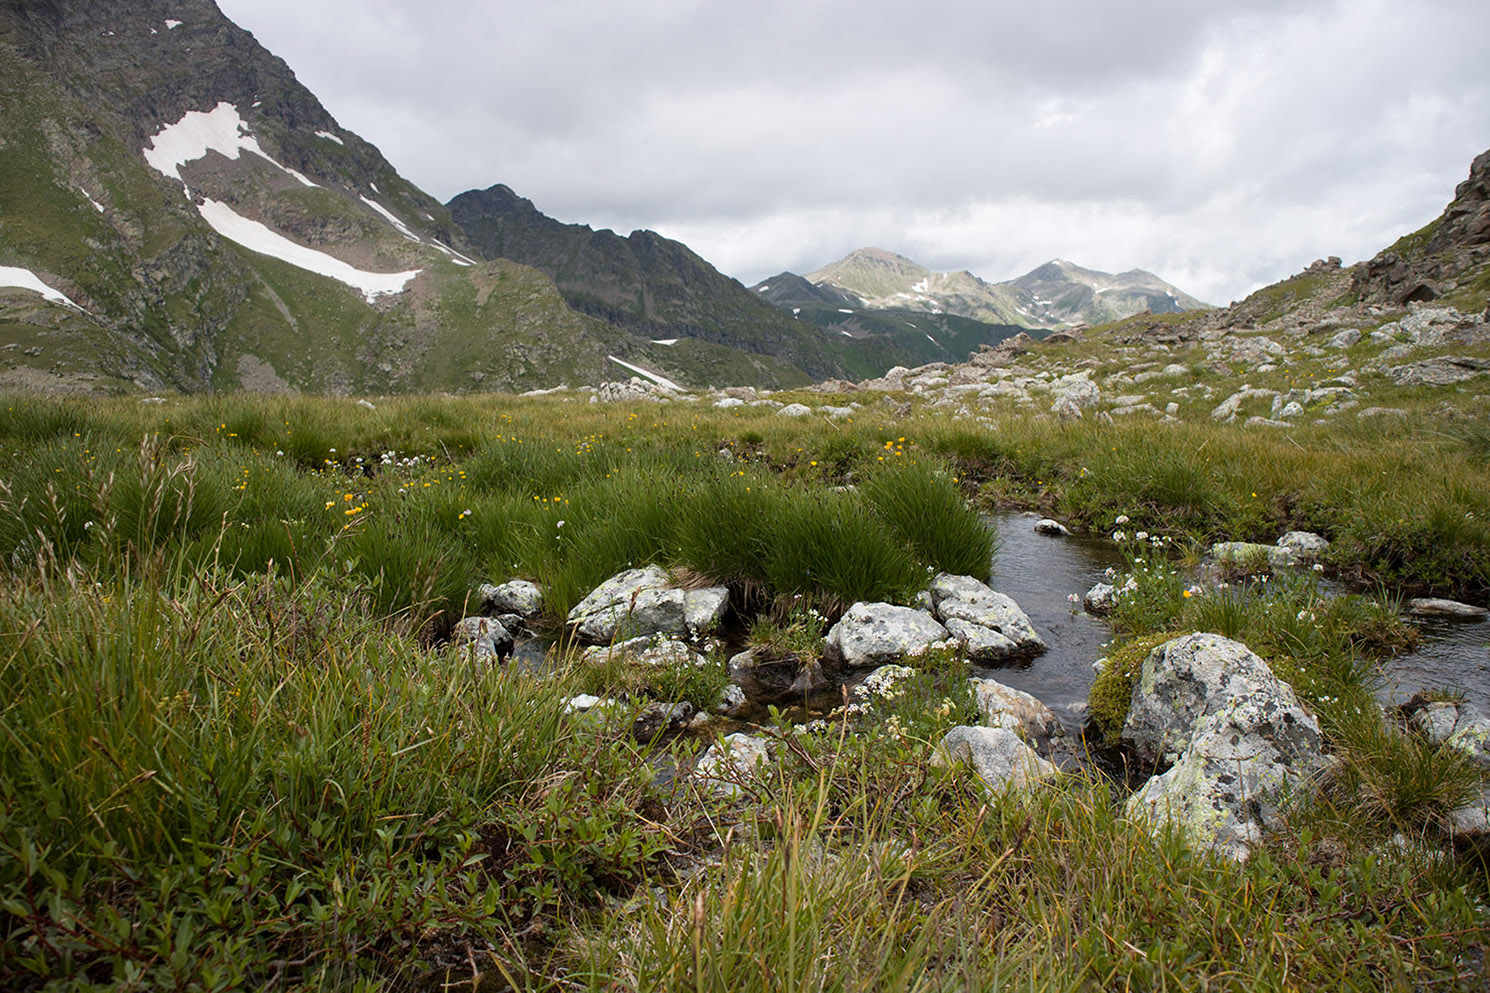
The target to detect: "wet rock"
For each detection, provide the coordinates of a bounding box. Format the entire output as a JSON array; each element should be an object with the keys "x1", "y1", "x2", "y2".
[
  {"x1": 1407, "y1": 597, "x2": 1488, "y2": 619},
  {"x1": 967, "y1": 676, "x2": 1071, "y2": 764},
  {"x1": 929, "y1": 573, "x2": 1045, "y2": 662},
  {"x1": 728, "y1": 647, "x2": 829, "y2": 704},
  {"x1": 932, "y1": 726, "x2": 1058, "y2": 795},
  {"x1": 631, "y1": 701, "x2": 697, "y2": 742},
  {"x1": 478, "y1": 579, "x2": 543, "y2": 617},
  {"x1": 823, "y1": 602, "x2": 949, "y2": 668},
  {"x1": 1083, "y1": 576, "x2": 1136, "y2": 617},
  {"x1": 1033, "y1": 518, "x2": 1070, "y2": 536},
  {"x1": 715, "y1": 684, "x2": 748, "y2": 716}
]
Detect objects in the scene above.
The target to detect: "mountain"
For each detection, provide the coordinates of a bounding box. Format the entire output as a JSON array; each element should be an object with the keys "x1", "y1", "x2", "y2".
[
  {"x1": 751, "y1": 271, "x2": 1035, "y2": 373},
  {"x1": 447, "y1": 184, "x2": 837, "y2": 382},
  {"x1": 0, "y1": 0, "x2": 803, "y2": 394},
  {"x1": 445, "y1": 185, "x2": 1025, "y2": 382},
  {"x1": 781, "y1": 247, "x2": 1209, "y2": 329}
]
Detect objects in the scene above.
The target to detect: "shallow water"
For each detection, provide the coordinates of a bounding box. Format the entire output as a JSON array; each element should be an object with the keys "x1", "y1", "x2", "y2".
[
  {"x1": 978, "y1": 513, "x2": 1127, "y2": 731},
  {"x1": 1380, "y1": 614, "x2": 1490, "y2": 711}
]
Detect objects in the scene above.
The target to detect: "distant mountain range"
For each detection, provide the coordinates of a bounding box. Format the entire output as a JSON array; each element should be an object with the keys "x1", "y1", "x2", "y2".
[{"x1": 755, "y1": 248, "x2": 1210, "y2": 330}]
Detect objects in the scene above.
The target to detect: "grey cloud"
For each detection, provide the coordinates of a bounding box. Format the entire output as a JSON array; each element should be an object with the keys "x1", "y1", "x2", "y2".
[{"x1": 219, "y1": 0, "x2": 1490, "y2": 302}]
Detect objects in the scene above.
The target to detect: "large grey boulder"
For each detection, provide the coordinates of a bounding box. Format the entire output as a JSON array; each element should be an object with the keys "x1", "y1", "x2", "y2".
[
  {"x1": 1122, "y1": 633, "x2": 1314, "y2": 766},
  {"x1": 929, "y1": 573, "x2": 1045, "y2": 662},
  {"x1": 932, "y1": 726, "x2": 1058, "y2": 795},
  {"x1": 1438, "y1": 709, "x2": 1490, "y2": 839},
  {"x1": 1126, "y1": 692, "x2": 1326, "y2": 861},
  {"x1": 968, "y1": 677, "x2": 1061, "y2": 744},
  {"x1": 1384, "y1": 355, "x2": 1490, "y2": 387},
  {"x1": 582, "y1": 636, "x2": 708, "y2": 670},
  {"x1": 567, "y1": 566, "x2": 729, "y2": 644},
  {"x1": 823, "y1": 602, "x2": 949, "y2": 668}
]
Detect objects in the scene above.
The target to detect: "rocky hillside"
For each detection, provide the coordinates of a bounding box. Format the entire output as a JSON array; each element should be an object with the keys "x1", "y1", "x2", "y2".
[
  {"x1": 0, "y1": 0, "x2": 810, "y2": 394},
  {"x1": 763, "y1": 247, "x2": 1209, "y2": 329}
]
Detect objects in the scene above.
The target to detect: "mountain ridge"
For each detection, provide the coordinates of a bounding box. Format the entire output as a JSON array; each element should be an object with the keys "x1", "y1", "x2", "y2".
[{"x1": 776, "y1": 247, "x2": 1210, "y2": 329}]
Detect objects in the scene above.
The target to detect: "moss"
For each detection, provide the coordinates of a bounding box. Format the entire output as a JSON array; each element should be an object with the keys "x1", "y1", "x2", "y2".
[{"x1": 1088, "y1": 632, "x2": 1180, "y2": 741}]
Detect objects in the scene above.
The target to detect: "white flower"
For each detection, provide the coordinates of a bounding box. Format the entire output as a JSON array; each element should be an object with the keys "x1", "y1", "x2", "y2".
[
  {"x1": 556, "y1": 520, "x2": 566, "y2": 528},
  {"x1": 1112, "y1": 530, "x2": 1127, "y2": 542},
  {"x1": 1135, "y1": 531, "x2": 1149, "y2": 542},
  {"x1": 1115, "y1": 515, "x2": 1130, "y2": 525}
]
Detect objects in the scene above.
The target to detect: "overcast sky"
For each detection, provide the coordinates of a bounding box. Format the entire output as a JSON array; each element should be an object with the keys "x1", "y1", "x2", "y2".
[{"x1": 216, "y1": 0, "x2": 1489, "y2": 305}]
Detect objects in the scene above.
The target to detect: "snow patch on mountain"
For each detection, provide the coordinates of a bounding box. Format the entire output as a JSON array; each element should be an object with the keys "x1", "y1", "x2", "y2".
[
  {"x1": 196, "y1": 200, "x2": 420, "y2": 303},
  {"x1": 143, "y1": 102, "x2": 317, "y2": 190},
  {"x1": 360, "y1": 196, "x2": 420, "y2": 243},
  {"x1": 606, "y1": 356, "x2": 681, "y2": 391},
  {"x1": 315, "y1": 130, "x2": 344, "y2": 146},
  {"x1": 0, "y1": 266, "x2": 84, "y2": 310}
]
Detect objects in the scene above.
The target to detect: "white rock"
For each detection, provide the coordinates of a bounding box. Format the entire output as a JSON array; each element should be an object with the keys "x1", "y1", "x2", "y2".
[
  {"x1": 823, "y1": 602, "x2": 949, "y2": 668},
  {"x1": 929, "y1": 573, "x2": 1045, "y2": 661},
  {"x1": 933, "y1": 726, "x2": 1057, "y2": 795}
]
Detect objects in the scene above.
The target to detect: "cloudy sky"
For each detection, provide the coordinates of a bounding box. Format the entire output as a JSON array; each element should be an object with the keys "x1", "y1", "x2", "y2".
[{"x1": 216, "y1": 0, "x2": 1490, "y2": 305}]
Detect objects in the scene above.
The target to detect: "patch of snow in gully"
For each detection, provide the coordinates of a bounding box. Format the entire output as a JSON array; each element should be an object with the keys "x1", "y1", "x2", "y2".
[
  {"x1": 143, "y1": 102, "x2": 316, "y2": 189},
  {"x1": 0, "y1": 267, "x2": 85, "y2": 310},
  {"x1": 606, "y1": 356, "x2": 682, "y2": 391}
]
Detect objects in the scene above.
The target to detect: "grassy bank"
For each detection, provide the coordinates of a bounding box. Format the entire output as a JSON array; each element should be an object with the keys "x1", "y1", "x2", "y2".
[{"x1": 2, "y1": 392, "x2": 1488, "y2": 990}]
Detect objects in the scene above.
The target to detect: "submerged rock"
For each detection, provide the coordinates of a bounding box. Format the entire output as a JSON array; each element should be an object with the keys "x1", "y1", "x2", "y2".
[
  {"x1": 728, "y1": 647, "x2": 829, "y2": 705},
  {"x1": 1407, "y1": 597, "x2": 1488, "y2": 619}
]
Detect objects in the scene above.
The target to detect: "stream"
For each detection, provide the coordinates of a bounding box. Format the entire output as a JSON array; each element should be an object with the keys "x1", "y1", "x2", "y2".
[{"x1": 984, "y1": 512, "x2": 1490, "y2": 723}]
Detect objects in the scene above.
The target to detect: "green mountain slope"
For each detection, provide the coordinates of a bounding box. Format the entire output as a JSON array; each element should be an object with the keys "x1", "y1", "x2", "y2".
[{"x1": 0, "y1": 0, "x2": 797, "y2": 394}]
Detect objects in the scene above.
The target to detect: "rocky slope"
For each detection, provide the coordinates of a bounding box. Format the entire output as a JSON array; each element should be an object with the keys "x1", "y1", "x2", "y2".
[
  {"x1": 447, "y1": 185, "x2": 1024, "y2": 382},
  {"x1": 759, "y1": 247, "x2": 1209, "y2": 330},
  {"x1": 0, "y1": 0, "x2": 805, "y2": 394}
]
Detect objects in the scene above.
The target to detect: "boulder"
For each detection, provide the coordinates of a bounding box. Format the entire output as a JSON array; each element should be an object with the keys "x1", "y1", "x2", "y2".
[
  {"x1": 478, "y1": 579, "x2": 544, "y2": 617},
  {"x1": 450, "y1": 616, "x2": 513, "y2": 661},
  {"x1": 567, "y1": 566, "x2": 729, "y2": 644},
  {"x1": 1033, "y1": 518, "x2": 1070, "y2": 536},
  {"x1": 1277, "y1": 531, "x2": 1330, "y2": 561},
  {"x1": 728, "y1": 647, "x2": 829, "y2": 704},
  {"x1": 968, "y1": 676, "x2": 1065, "y2": 757},
  {"x1": 1407, "y1": 597, "x2": 1488, "y2": 619},
  {"x1": 582, "y1": 637, "x2": 708, "y2": 669},
  {"x1": 929, "y1": 573, "x2": 1045, "y2": 662},
  {"x1": 777, "y1": 403, "x2": 812, "y2": 417},
  {"x1": 1384, "y1": 356, "x2": 1490, "y2": 387},
  {"x1": 1122, "y1": 633, "x2": 1316, "y2": 766},
  {"x1": 631, "y1": 701, "x2": 697, "y2": 742},
  {"x1": 694, "y1": 733, "x2": 771, "y2": 795},
  {"x1": 823, "y1": 602, "x2": 949, "y2": 668},
  {"x1": 1083, "y1": 576, "x2": 1136, "y2": 617},
  {"x1": 932, "y1": 726, "x2": 1057, "y2": 795},
  {"x1": 1126, "y1": 691, "x2": 1326, "y2": 860}
]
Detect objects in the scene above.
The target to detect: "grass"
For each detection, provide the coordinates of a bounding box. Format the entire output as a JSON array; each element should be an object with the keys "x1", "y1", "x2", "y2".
[{"x1": 1, "y1": 391, "x2": 1489, "y2": 990}]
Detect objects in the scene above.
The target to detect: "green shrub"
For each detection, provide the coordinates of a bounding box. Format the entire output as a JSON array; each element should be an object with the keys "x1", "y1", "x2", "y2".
[{"x1": 861, "y1": 458, "x2": 995, "y2": 577}]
